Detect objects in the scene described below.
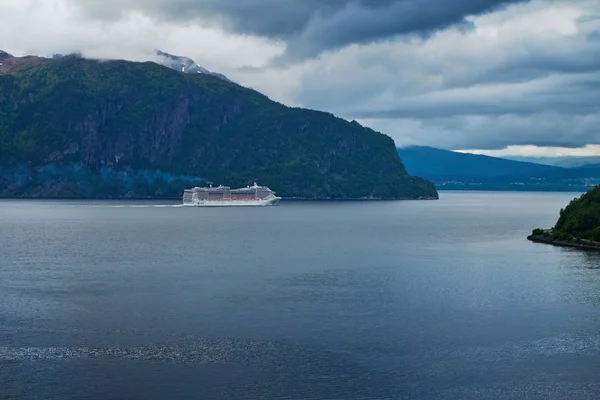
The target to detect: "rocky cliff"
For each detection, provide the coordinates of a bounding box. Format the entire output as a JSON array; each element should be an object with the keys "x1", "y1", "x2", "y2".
[{"x1": 0, "y1": 53, "x2": 438, "y2": 199}]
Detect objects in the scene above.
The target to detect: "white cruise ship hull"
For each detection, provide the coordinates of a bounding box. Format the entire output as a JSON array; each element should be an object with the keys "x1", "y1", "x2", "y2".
[
  {"x1": 183, "y1": 183, "x2": 281, "y2": 207},
  {"x1": 185, "y1": 197, "x2": 281, "y2": 207}
]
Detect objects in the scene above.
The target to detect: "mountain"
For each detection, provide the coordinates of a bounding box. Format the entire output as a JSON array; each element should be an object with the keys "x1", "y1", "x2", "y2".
[
  {"x1": 0, "y1": 52, "x2": 437, "y2": 200},
  {"x1": 48, "y1": 50, "x2": 231, "y2": 81},
  {"x1": 502, "y1": 155, "x2": 600, "y2": 168},
  {"x1": 397, "y1": 146, "x2": 600, "y2": 191},
  {"x1": 0, "y1": 52, "x2": 50, "y2": 75},
  {"x1": 155, "y1": 50, "x2": 230, "y2": 81},
  {"x1": 398, "y1": 146, "x2": 559, "y2": 178},
  {"x1": 575, "y1": 163, "x2": 600, "y2": 169}
]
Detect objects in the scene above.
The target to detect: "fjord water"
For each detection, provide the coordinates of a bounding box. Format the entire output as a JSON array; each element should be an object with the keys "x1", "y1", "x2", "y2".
[{"x1": 2, "y1": 192, "x2": 600, "y2": 399}]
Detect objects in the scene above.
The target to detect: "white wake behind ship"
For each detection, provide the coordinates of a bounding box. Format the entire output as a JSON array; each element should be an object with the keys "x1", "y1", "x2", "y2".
[{"x1": 183, "y1": 183, "x2": 281, "y2": 207}]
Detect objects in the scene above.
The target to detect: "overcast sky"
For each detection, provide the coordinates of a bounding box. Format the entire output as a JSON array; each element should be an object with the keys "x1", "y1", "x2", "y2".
[{"x1": 1, "y1": 0, "x2": 598, "y2": 155}]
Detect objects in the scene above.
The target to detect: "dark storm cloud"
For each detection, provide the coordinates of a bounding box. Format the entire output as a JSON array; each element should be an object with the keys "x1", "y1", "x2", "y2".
[{"x1": 71, "y1": 0, "x2": 529, "y2": 58}]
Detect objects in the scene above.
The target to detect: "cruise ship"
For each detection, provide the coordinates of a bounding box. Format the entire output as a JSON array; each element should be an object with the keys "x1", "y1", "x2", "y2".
[{"x1": 183, "y1": 183, "x2": 281, "y2": 207}]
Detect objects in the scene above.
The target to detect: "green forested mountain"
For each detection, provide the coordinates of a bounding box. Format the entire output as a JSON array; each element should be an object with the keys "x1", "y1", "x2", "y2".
[
  {"x1": 0, "y1": 52, "x2": 437, "y2": 199},
  {"x1": 552, "y1": 186, "x2": 600, "y2": 240},
  {"x1": 529, "y1": 185, "x2": 600, "y2": 247}
]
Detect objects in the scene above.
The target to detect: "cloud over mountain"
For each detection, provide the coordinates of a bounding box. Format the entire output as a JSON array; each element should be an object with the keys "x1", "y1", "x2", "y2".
[
  {"x1": 66, "y1": 0, "x2": 529, "y2": 59},
  {"x1": 0, "y1": 0, "x2": 598, "y2": 153}
]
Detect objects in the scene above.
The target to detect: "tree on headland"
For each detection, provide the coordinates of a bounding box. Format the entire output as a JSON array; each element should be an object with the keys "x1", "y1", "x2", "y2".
[{"x1": 549, "y1": 185, "x2": 600, "y2": 242}]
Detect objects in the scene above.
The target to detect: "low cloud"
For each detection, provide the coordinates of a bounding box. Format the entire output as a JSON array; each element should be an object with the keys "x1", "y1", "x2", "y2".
[
  {"x1": 456, "y1": 145, "x2": 600, "y2": 157},
  {"x1": 0, "y1": 0, "x2": 284, "y2": 70}
]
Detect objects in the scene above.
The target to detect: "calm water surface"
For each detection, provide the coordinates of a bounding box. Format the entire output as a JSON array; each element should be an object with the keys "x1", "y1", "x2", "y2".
[{"x1": 2, "y1": 191, "x2": 600, "y2": 399}]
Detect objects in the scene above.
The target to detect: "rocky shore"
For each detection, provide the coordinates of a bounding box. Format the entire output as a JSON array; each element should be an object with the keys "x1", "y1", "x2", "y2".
[{"x1": 527, "y1": 234, "x2": 600, "y2": 251}]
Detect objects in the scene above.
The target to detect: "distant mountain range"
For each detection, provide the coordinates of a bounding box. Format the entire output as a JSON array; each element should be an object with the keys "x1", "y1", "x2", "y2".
[
  {"x1": 575, "y1": 163, "x2": 600, "y2": 169},
  {"x1": 398, "y1": 146, "x2": 600, "y2": 192},
  {"x1": 502, "y1": 155, "x2": 600, "y2": 168}
]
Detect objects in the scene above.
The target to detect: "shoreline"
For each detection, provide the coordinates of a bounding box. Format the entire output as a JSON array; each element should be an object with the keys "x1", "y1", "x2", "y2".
[
  {"x1": 527, "y1": 234, "x2": 600, "y2": 252},
  {"x1": 282, "y1": 196, "x2": 438, "y2": 201}
]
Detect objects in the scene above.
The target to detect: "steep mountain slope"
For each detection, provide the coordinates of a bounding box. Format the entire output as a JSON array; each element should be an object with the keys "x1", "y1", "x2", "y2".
[
  {"x1": 398, "y1": 146, "x2": 600, "y2": 191},
  {"x1": 0, "y1": 53, "x2": 437, "y2": 199}
]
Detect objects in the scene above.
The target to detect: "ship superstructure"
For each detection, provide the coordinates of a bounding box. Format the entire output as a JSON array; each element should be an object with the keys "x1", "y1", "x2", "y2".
[{"x1": 183, "y1": 183, "x2": 281, "y2": 206}]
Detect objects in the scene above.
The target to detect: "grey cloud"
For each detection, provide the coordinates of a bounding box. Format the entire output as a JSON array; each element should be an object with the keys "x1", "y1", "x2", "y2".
[
  {"x1": 449, "y1": 114, "x2": 600, "y2": 150},
  {"x1": 345, "y1": 71, "x2": 600, "y2": 148},
  {"x1": 69, "y1": 0, "x2": 528, "y2": 58},
  {"x1": 363, "y1": 112, "x2": 600, "y2": 150},
  {"x1": 298, "y1": 35, "x2": 600, "y2": 115},
  {"x1": 274, "y1": 1, "x2": 600, "y2": 150},
  {"x1": 297, "y1": 64, "x2": 600, "y2": 121},
  {"x1": 353, "y1": 78, "x2": 600, "y2": 119},
  {"x1": 5, "y1": 0, "x2": 597, "y2": 151},
  {"x1": 281, "y1": 0, "x2": 523, "y2": 59}
]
